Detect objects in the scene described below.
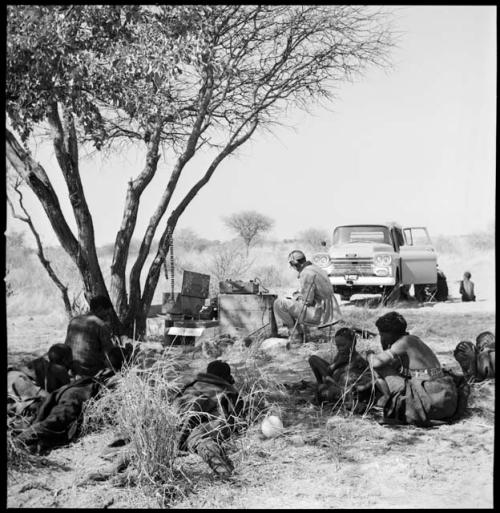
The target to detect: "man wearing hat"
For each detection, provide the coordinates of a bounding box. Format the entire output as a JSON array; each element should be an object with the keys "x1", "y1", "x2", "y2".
[
  {"x1": 176, "y1": 360, "x2": 245, "y2": 477},
  {"x1": 274, "y1": 249, "x2": 341, "y2": 344}
]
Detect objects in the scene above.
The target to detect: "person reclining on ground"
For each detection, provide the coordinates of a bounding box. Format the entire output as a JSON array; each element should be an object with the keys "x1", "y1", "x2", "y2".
[
  {"x1": 14, "y1": 347, "x2": 125, "y2": 453},
  {"x1": 89, "y1": 360, "x2": 246, "y2": 483},
  {"x1": 175, "y1": 360, "x2": 245, "y2": 478},
  {"x1": 454, "y1": 331, "x2": 495, "y2": 383},
  {"x1": 367, "y1": 311, "x2": 459, "y2": 427},
  {"x1": 308, "y1": 327, "x2": 375, "y2": 410},
  {"x1": 64, "y1": 295, "x2": 119, "y2": 377},
  {"x1": 7, "y1": 344, "x2": 73, "y2": 429}
]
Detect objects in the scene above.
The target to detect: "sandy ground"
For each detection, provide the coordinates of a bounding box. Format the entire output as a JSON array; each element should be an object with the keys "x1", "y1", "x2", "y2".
[{"x1": 6, "y1": 297, "x2": 495, "y2": 509}]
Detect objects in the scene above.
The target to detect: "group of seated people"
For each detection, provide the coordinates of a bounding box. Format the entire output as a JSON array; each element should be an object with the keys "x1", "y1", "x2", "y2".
[
  {"x1": 8, "y1": 293, "x2": 496, "y2": 479},
  {"x1": 308, "y1": 311, "x2": 495, "y2": 426}
]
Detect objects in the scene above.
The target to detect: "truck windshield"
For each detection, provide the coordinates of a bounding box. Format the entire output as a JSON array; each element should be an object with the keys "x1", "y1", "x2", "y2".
[{"x1": 333, "y1": 226, "x2": 391, "y2": 245}]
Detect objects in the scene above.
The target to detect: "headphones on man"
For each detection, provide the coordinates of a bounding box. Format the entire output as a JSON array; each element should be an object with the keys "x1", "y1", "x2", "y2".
[{"x1": 288, "y1": 250, "x2": 306, "y2": 268}]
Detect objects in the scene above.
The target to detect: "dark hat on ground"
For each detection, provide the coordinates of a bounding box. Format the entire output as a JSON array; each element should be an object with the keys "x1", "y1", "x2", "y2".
[
  {"x1": 375, "y1": 311, "x2": 407, "y2": 336},
  {"x1": 207, "y1": 360, "x2": 234, "y2": 384}
]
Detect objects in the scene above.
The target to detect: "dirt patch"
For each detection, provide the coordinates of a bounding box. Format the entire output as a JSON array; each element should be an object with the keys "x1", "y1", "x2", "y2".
[{"x1": 7, "y1": 300, "x2": 495, "y2": 508}]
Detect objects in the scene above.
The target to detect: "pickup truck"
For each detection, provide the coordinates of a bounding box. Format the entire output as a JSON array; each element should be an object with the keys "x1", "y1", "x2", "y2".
[{"x1": 311, "y1": 223, "x2": 443, "y2": 302}]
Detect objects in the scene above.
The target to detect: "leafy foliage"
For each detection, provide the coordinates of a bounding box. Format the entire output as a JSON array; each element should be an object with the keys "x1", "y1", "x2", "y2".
[{"x1": 7, "y1": 5, "x2": 394, "y2": 335}]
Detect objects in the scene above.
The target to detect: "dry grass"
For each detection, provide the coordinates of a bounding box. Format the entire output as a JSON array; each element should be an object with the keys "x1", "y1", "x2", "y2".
[{"x1": 78, "y1": 346, "x2": 292, "y2": 504}]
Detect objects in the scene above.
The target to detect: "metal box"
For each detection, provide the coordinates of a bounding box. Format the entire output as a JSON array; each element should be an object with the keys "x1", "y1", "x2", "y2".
[{"x1": 162, "y1": 270, "x2": 211, "y2": 318}]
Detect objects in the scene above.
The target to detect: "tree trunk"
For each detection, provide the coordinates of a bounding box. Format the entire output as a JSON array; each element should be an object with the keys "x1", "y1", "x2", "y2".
[
  {"x1": 6, "y1": 127, "x2": 123, "y2": 334},
  {"x1": 110, "y1": 123, "x2": 163, "y2": 321},
  {"x1": 135, "y1": 120, "x2": 259, "y2": 338}
]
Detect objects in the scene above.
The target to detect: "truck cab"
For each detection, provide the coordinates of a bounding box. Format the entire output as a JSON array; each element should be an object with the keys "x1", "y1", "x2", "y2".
[{"x1": 311, "y1": 223, "x2": 438, "y2": 302}]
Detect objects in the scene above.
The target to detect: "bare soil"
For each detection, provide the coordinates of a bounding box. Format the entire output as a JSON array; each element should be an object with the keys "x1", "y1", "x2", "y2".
[{"x1": 7, "y1": 298, "x2": 495, "y2": 509}]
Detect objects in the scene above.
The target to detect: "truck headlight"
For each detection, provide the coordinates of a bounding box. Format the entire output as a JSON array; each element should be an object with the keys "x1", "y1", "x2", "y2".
[
  {"x1": 312, "y1": 254, "x2": 331, "y2": 268},
  {"x1": 374, "y1": 254, "x2": 392, "y2": 266}
]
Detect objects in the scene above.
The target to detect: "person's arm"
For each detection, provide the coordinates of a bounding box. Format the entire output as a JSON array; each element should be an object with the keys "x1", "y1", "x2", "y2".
[
  {"x1": 368, "y1": 340, "x2": 406, "y2": 370},
  {"x1": 459, "y1": 281, "x2": 465, "y2": 295}
]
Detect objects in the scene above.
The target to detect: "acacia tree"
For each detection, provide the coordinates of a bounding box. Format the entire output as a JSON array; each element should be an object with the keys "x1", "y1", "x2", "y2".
[
  {"x1": 6, "y1": 5, "x2": 394, "y2": 337},
  {"x1": 224, "y1": 210, "x2": 274, "y2": 255}
]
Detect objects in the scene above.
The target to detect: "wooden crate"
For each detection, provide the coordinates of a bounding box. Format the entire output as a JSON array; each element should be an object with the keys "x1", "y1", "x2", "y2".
[{"x1": 218, "y1": 293, "x2": 277, "y2": 337}]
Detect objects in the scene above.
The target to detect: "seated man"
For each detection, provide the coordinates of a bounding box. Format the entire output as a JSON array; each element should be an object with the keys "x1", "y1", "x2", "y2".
[
  {"x1": 274, "y1": 250, "x2": 341, "y2": 344},
  {"x1": 308, "y1": 327, "x2": 374, "y2": 409},
  {"x1": 175, "y1": 360, "x2": 245, "y2": 478},
  {"x1": 459, "y1": 271, "x2": 476, "y2": 302},
  {"x1": 368, "y1": 311, "x2": 458, "y2": 427},
  {"x1": 8, "y1": 344, "x2": 73, "y2": 428},
  {"x1": 454, "y1": 331, "x2": 495, "y2": 382},
  {"x1": 65, "y1": 295, "x2": 117, "y2": 377}
]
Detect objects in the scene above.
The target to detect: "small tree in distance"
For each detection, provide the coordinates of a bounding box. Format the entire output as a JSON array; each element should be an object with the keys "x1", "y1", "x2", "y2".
[{"x1": 224, "y1": 211, "x2": 274, "y2": 255}]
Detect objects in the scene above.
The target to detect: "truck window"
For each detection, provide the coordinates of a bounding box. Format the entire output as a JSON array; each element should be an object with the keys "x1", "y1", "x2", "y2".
[
  {"x1": 403, "y1": 227, "x2": 432, "y2": 246},
  {"x1": 333, "y1": 226, "x2": 391, "y2": 245}
]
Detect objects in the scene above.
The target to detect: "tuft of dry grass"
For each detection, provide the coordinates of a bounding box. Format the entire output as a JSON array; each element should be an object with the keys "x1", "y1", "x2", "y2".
[{"x1": 81, "y1": 353, "x2": 186, "y2": 500}]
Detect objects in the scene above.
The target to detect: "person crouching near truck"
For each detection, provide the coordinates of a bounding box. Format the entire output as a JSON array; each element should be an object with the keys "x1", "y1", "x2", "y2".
[{"x1": 273, "y1": 250, "x2": 342, "y2": 345}]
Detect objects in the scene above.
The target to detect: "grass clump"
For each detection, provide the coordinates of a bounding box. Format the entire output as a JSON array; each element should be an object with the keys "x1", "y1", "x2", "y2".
[{"x1": 82, "y1": 354, "x2": 185, "y2": 496}]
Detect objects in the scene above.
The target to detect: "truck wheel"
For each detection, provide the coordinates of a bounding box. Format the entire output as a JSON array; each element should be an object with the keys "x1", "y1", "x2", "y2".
[{"x1": 340, "y1": 293, "x2": 352, "y2": 302}]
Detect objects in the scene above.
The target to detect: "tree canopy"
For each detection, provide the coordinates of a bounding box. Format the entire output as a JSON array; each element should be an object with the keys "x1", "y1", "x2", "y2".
[{"x1": 6, "y1": 5, "x2": 394, "y2": 336}]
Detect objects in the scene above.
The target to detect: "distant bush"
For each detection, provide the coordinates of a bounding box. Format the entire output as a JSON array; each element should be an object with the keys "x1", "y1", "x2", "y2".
[
  {"x1": 251, "y1": 264, "x2": 288, "y2": 289},
  {"x1": 433, "y1": 235, "x2": 459, "y2": 255},
  {"x1": 464, "y1": 232, "x2": 494, "y2": 252},
  {"x1": 206, "y1": 242, "x2": 253, "y2": 284},
  {"x1": 174, "y1": 228, "x2": 213, "y2": 253},
  {"x1": 296, "y1": 227, "x2": 329, "y2": 251}
]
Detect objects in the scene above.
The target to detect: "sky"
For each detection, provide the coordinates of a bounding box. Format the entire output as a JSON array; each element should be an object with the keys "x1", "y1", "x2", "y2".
[{"x1": 6, "y1": 5, "x2": 497, "y2": 248}]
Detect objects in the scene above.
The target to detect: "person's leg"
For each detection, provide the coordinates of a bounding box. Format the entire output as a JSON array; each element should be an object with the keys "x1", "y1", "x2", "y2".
[
  {"x1": 308, "y1": 355, "x2": 331, "y2": 385},
  {"x1": 185, "y1": 420, "x2": 234, "y2": 477},
  {"x1": 273, "y1": 297, "x2": 298, "y2": 330},
  {"x1": 476, "y1": 350, "x2": 495, "y2": 380}
]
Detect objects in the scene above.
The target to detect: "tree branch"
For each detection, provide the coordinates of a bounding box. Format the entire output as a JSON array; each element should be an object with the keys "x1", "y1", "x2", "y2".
[
  {"x1": 140, "y1": 118, "x2": 259, "y2": 310},
  {"x1": 7, "y1": 182, "x2": 73, "y2": 318}
]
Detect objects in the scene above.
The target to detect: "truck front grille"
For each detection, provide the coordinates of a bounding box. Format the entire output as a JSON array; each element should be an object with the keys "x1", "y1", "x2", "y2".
[{"x1": 329, "y1": 258, "x2": 373, "y2": 276}]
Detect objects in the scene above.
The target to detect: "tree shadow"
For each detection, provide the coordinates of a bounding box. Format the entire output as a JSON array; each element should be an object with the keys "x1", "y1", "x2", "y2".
[{"x1": 346, "y1": 296, "x2": 440, "y2": 309}]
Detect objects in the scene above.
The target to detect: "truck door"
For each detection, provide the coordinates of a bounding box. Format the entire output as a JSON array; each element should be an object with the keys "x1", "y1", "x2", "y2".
[{"x1": 399, "y1": 227, "x2": 437, "y2": 285}]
